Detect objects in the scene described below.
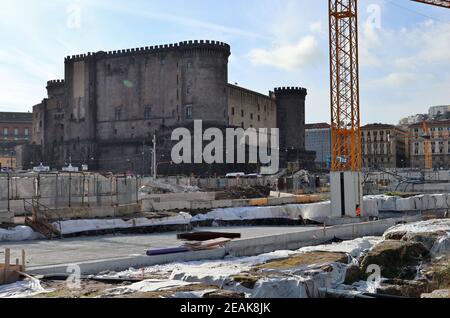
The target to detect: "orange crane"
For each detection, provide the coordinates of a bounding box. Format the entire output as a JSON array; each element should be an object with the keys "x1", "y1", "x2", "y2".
[{"x1": 328, "y1": 0, "x2": 449, "y2": 216}]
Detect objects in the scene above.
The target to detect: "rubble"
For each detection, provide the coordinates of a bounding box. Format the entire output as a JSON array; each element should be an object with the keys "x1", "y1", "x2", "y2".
[{"x1": 215, "y1": 185, "x2": 272, "y2": 200}]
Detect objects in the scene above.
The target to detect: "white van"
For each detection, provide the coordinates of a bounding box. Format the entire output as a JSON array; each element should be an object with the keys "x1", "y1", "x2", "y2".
[{"x1": 225, "y1": 172, "x2": 246, "y2": 179}]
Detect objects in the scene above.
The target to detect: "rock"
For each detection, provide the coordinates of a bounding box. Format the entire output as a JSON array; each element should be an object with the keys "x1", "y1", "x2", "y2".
[
  {"x1": 231, "y1": 274, "x2": 260, "y2": 289},
  {"x1": 360, "y1": 240, "x2": 430, "y2": 280},
  {"x1": 344, "y1": 265, "x2": 365, "y2": 285},
  {"x1": 425, "y1": 259, "x2": 450, "y2": 290},
  {"x1": 203, "y1": 290, "x2": 246, "y2": 298},
  {"x1": 421, "y1": 289, "x2": 450, "y2": 298},
  {"x1": 377, "y1": 279, "x2": 430, "y2": 298},
  {"x1": 256, "y1": 252, "x2": 349, "y2": 270},
  {"x1": 384, "y1": 231, "x2": 407, "y2": 241},
  {"x1": 401, "y1": 231, "x2": 448, "y2": 251}
]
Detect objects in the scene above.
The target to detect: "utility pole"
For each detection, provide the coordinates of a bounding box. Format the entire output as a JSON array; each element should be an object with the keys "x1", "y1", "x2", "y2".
[
  {"x1": 142, "y1": 140, "x2": 145, "y2": 176},
  {"x1": 152, "y1": 134, "x2": 157, "y2": 179}
]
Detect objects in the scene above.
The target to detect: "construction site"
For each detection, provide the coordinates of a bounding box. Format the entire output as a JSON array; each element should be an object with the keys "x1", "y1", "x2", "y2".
[{"x1": 1, "y1": 0, "x2": 450, "y2": 301}]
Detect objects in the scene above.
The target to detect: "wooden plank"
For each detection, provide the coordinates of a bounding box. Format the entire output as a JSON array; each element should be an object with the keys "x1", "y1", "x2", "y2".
[
  {"x1": 177, "y1": 231, "x2": 241, "y2": 241},
  {"x1": 22, "y1": 250, "x2": 26, "y2": 271}
]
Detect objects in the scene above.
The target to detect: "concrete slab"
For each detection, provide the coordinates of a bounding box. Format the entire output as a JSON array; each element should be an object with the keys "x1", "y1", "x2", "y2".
[
  {"x1": 8, "y1": 215, "x2": 421, "y2": 276},
  {"x1": 2, "y1": 226, "x2": 316, "y2": 268}
]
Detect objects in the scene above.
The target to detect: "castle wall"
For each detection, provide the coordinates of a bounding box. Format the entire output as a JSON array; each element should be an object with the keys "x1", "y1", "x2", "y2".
[
  {"x1": 228, "y1": 84, "x2": 277, "y2": 130},
  {"x1": 274, "y1": 87, "x2": 307, "y2": 151},
  {"x1": 47, "y1": 41, "x2": 230, "y2": 172}
]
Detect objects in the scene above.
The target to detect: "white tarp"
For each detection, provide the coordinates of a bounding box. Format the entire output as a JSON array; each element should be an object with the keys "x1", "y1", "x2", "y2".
[
  {"x1": 0, "y1": 226, "x2": 41, "y2": 242},
  {"x1": 53, "y1": 212, "x2": 192, "y2": 235},
  {"x1": 384, "y1": 219, "x2": 450, "y2": 256},
  {"x1": 0, "y1": 277, "x2": 49, "y2": 298}
]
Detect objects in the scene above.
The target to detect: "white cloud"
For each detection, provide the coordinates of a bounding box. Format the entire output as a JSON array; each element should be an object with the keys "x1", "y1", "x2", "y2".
[
  {"x1": 248, "y1": 36, "x2": 322, "y2": 71},
  {"x1": 310, "y1": 21, "x2": 323, "y2": 34},
  {"x1": 378, "y1": 72, "x2": 418, "y2": 87}
]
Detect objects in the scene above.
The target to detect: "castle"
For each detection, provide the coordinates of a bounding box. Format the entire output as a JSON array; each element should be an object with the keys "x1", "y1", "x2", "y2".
[{"x1": 30, "y1": 40, "x2": 314, "y2": 174}]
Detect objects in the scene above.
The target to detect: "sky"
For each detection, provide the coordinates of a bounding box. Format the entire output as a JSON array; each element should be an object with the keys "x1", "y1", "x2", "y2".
[{"x1": 0, "y1": 0, "x2": 449, "y2": 125}]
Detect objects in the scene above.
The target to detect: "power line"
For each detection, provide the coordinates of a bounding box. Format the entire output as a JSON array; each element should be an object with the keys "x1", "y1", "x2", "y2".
[{"x1": 385, "y1": 0, "x2": 446, "y2": 22}]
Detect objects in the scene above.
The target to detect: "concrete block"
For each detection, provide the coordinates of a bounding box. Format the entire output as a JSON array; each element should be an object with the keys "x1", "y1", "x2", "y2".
[
  {"x1": 211, "y1": 200, "x2": 233, "y2": 209},
  {"x1": 27, "y1": 248, "x2": 227, "y2": 276},
  {"x1": 249, "y1": 198, "x2": 268, "y2": 206},
  {"x1": 0, "y1": 210, "x2": 14, "y2": 224},
  {"x1": 190, "y1": 201, "x2": 213, "y2": 210},
  {"x1": 267, "y1": 197, "x2": 291, "y2": 206},
  {"x1": 231, "y1": 199, "x2": 250, "y2": 208}
]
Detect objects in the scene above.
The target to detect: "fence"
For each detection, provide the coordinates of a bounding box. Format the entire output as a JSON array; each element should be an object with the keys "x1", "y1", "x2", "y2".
[
  {"x1": 0, "y1": 172, "x2": 326, "y2": 215},
  {"x1": 0, "y1": 172, "x2": 142, "y2": 214}
]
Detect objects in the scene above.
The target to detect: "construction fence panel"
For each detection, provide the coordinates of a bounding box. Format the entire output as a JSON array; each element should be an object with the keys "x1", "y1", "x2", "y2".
[
  {"x1": 0, "y1": 177, "x2": 8, "y2": 201},
  {"x1": 12, "y1": 176, "x2": 35, "y2": 200},
  {"x1": 116, "y1": 177, "x2": 138, "y2": 205}
]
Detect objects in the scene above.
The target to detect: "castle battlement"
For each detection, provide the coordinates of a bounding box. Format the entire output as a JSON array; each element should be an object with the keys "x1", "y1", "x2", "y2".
[
  {"x1": 46, "y1": 79, "x2": 65, "y2": 87},
  {"x1": 274, "y1": 87, "x2": 308, "y2": 96},
  {"x1": 64, "y1": 40, "x2": 231, "y2": 62}
]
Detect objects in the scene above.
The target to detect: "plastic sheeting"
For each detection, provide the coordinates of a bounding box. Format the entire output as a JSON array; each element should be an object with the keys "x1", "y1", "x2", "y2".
[
  {"x1": 367, "y1": 194, "x2": 450, "y2": 212},
  {"x1": 53, "y1": 212, "x2": 192, "y2": 235},
  {"x1": 0, "y1": 226, "x2": 41, "y2": 241},
  {"x1": 299, "y1": 237, "x2": 381, "y2": 260},
  {"x1": 0, "y1": 277, "x2": 48, "y2": 298},
  {"x1": 384, "y1": 219, "x2": 450, "y2": 256},
  {"x1": 251, "y1": 262, "x2": 348, "y2": 298}
]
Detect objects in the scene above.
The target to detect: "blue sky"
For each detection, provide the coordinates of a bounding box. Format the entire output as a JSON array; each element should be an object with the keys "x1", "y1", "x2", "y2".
[{"x1": 0, "y1": 0, "x2": 449, "y2": 125}]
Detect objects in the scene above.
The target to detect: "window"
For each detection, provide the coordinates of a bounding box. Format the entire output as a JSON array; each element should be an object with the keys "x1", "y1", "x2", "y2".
[
  {"x1": 250, "y1": 113, "x2": 254, "y2": 120},
  {"x1": 185, "y1": 105, "x2": 193, "y2": 119},
  {"x1": 258, "y1": 115, "x2": 261, "y2": 122},
  {"x1": 3, "y1": 128, "x2": 7, "y2": 136},
  {"x1": 14, "y1": 128, "x2": 18, "y2": 136},
  {"x1": 115, "y1": 107, "x2": 122, "y2": 121},
  {"x1": 231, "y1": 107, "x2": 235, "y2": 116},
  {"x1": 241, "y1": 110, "x2": 244, "y2": 117},
  {"x1": 144, "y1": 107, "x2": 151, "y2": 120},
  {"x1": 24, "y1": 128, "x2": 29, "y2": 136}
]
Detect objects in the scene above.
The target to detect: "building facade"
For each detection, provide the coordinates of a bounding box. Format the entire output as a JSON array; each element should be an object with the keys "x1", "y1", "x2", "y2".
[
  {"x1": 429, "y1": 105, "x2": 450, "y2": 119},
  {"x1": 305, "y1": 123, "x2": 331, "y2": 168},
  {"x1": 31, "y1": 40, "x2": 313, "y2": 174},
  {"x1": 0, "y1": 112, "x2": 32, "y2": 169},
  {"x1": 409, "y1": 120, "x2": 450, "y2": 170},
  {"x1": 361, "y1": 124, "x2": 408, "y2": 169}
]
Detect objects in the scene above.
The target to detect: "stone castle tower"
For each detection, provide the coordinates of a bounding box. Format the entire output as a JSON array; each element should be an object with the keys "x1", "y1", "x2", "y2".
[{"x1": 31, "y1": 40, "x2": 315, "y2": 174}]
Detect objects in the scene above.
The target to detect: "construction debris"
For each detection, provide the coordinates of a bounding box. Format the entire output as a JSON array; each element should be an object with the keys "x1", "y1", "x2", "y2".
[
  {"x1": 177, "y1": 231, "x2": 241, "y2": 241},
  {"x1": 1, "y1": 248, "x2": 26, "y2": 285},
  {"x1": 184, "y1": 238, "x2": 232, "y2": 251},
  {"x1": 215, "y1": 185, "x2": 272, "y2": 200}
]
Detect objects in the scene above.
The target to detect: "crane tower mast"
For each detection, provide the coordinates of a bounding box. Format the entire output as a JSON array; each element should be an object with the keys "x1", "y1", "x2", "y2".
[{"x1": 327, "y1": 0, "x2": 449, "y2": 217}]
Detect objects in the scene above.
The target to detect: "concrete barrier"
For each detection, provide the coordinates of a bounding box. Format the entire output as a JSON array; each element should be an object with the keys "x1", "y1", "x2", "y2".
[
  {"x1": 26, "y1": 215, "x2": 421, "y2": 275},
  {"x1": 27, "y1": 248, "x2": 227, "y2": 276},
  {"x1": 144, "y1": 192, "x2": 217, "y2": 202},
  {"x1": 225, "y1": 214, "x2": 421, "y2": 257},
  {"x1": 0, "y1": 210, "x2": 14, "y2": 224},
  {"x1": 44, "y1": 203, "x2": 142, "y2": 221},
  {"x1": 249, "y1": 198, "x2": 268, "y2": 206},
  {"x1": 211, "y1": 200, "x2": 233, "y2": 209}
]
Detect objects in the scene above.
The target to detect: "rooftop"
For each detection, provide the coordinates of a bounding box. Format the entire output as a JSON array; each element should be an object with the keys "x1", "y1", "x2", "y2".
[
  {"x1": 409, "y1": 119, "x2": 450, "y2": 128},
  {"x1": 0, "y1": 112, "x2": 33, "y2": 123},
  {"x1": 361, "y1": 123, "x2": 398, "y2": 130},
  {"x1": 305, "y1": 123, "x2": 330, "y2": 130}
]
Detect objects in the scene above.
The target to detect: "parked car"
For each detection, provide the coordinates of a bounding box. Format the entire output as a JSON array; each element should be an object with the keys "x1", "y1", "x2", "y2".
[{"x1": 225, "y1": 172, "x2": 246, "y2": 179}]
